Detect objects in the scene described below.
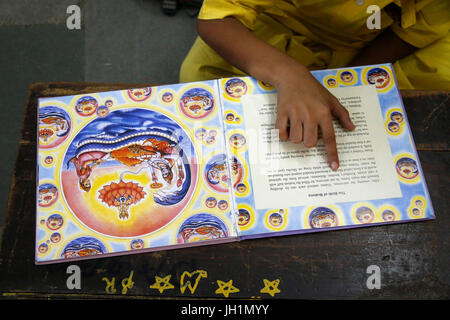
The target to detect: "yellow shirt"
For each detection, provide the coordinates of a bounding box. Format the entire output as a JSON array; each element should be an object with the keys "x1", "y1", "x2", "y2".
[
  {"x1": 198, "y1": 0, "x2": 449, "y2": 49},
  {"x1": 180, "y1": 0, "x2": 450, "y2": 89}
]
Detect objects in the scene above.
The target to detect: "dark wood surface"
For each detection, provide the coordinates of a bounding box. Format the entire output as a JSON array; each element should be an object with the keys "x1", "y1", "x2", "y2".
[{"x1": 0, "y1": 83, "x2": 448, "y2": 299}]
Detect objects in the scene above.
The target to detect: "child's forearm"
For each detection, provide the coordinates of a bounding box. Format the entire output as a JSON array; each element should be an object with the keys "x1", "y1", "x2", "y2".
[
  {"x1": 197, "y1": 17, "x2": 355, "y2": 170},
  {"x1": 197, "y1": 17, "x2": 307, "y2": 86}
]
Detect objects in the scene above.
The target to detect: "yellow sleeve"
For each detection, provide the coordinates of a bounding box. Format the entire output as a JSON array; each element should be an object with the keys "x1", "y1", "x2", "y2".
[
  {"x1": 391, "y1": 0, "x2": 450, "y2": 48},
  {"x1": 198, "y1": 0, "x2": 275, "y2": 30}
]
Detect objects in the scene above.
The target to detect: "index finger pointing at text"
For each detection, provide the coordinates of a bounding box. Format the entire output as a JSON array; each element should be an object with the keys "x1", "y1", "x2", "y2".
[{"x1": 320, "y1": 117, "x2": 339, "y2": 171}]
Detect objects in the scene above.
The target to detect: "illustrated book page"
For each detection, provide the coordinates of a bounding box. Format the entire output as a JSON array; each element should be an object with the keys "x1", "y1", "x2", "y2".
[
  {"x1": 218, "y1": 64, "x2": 435, "y2": 239},
  {"x1": 35, "y1": 63, "x2": 435, "y2": 264},
  {"x1": 36, "y1": 80, "x2": 239, "y2": 264}
]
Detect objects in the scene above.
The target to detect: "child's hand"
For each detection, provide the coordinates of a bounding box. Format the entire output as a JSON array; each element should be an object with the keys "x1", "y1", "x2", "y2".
[
  {"x1": 197, "y1": 17, "x2": 355, "y2": 170},
  {"x1": 273, "y1": 63, "x2": 355, "y2": 170}
]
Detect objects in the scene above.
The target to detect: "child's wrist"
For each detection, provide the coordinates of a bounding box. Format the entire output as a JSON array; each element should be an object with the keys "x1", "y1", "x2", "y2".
[{"x1": 270, "y1": 58, "x2": 309, "y2": 88}]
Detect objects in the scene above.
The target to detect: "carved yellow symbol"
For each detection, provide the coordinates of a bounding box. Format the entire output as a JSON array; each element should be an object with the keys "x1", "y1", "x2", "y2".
[
  {"x1": 260, "y1": 279, "x2": 281, "y2": 297},
  {"x1": 102, "y1": 277, "x2": 117, "y2": 294},
  {"x1": 215, "y1": 279, "x2": 240, "y2": 298},
  {"x1": 149, "y1": 275, "x2": 175, "y2": 293},
  {"x1": 121, "y1": 270, "x2": 135, "y2": 295},
  {"x1": 180, "y1": 270, "x2": 208, "y2": 294}
]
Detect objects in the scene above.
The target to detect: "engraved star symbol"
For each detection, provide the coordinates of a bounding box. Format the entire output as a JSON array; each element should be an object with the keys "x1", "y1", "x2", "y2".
[
  {"x1": 215, "y1": 280, "x2": 240, "y2": 298},
  {"x1": 149, "y1": 275, "x2": 174, "y2": 293},
  {"x1": 260, "y1": 279, "x2": 281, "y2": 297}
]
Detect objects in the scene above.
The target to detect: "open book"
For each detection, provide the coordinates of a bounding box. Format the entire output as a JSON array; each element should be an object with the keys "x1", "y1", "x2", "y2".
[{"x1": 36, "y1": 64, "x2": 434, "y2": 264}]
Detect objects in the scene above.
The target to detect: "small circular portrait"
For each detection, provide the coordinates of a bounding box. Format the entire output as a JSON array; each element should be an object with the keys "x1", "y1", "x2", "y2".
[
  {"x1": 177, "y1": 213, "x2": 229, "y2": 243},
  {"x1": 268, "y1": 212, "x2": 283, "y2": 227},
  {"x1": 396, "y1": 157, "x2": 419, "y2": 180},
  {"x1": 390, "y1": 111, "x2": 404, "y2": 124},
  {"x1": 225, "y1": 113, "x2": 235, "y2": 122},
  {"x1": 43, "y1": 155, "x2": 54, "y2": 166},
  {"x1": 96, "y1": 105, "x2": 109, "y2": 117},
  {"x1": 46, "y1": 213, "x2": 64, "y2": 230},
  {"x1": 205, "y1": 197, "x2": 217, "y2": 208},
  {"x1": 127, "y1": 87, "x2": 152, "y2": 102},
  {"x1": 341, "y1": 71, "x2": 353, "y2": 82},
  {"x1": 235, "y1": 183, "x2": 247, "y2": 194},
  {"x1": 309, "y1": 207, "x2": 339, "y2": 229},
  {"x1": 130, "y1": 239, "x2": 145, "y2": 250},
  {"x1": 208, "y1": 129, "x2": 217, "y2": 137},
  {"x1": 162, "y1": 92, "x2": 174, "y2": 103},
  {"x1": 387, "y1": 121, "x2": 401, "y2": 133},
  {"x1": 411, "y1": 207, "x2": 422, "y2": 217},
  {"x1": 367, "y1": 67, "x2": 391, "y2": 89},
  {"x1": 237, "y1": 208, "x2": 251, "y2": 227},
  {"x1": 75, "y1": 96, "x2": 98, "y2": 117},
  {"x1": 38, "y1": 106, "x2": 71, "y2": 149},
  {"x1": 104, "y1": 99, "x2": 114, "y2": 108},
  {"x1": 337, "y1": 69, "x2": 357, "y2": 86},
  {"x1": 381, "y1": 209, "x2": 396, "y2": 222},
  {"x1": 229, "y1": 133, "x2": 246, "y2": 150},
  {"x1": 217, "y1": 200, "x2": 228, "y2": 210},
  {"x1": 194, "y1": 128, "x2": 208, "y2": 140},
  {"x1": 38, "y1": 243, "x2": 49, "y2": 254},
  {"x1": 323, "y1": 75, "x2": 338, "y2": 88},
  {"x1": 224, "y1": 78, "x2": 248, "y2": 99},
  {"x1": 38, "y1": 183, "x2": 59, "y2": 207},
  {"x1": 204, "y1": 154, "x2": 244, "y2": 193},
  {"x1": 179, "y1": 87, "x2": 215, "y2": 119},
  {"x1": 205, "y1": 136, "x2": 216, "y2": 145},
  {"x1": 415, "y1": 199, "x2": 424, "y2": 208},
  {"x1": 61, "y1": 236, "x2": 108, "y2": 259},
  {"x1": 50, "y1": 232, "x2": 62, "y2": 244},
  {"x1": 355, "y1": 206, "x2": 375, "y2": 224}
]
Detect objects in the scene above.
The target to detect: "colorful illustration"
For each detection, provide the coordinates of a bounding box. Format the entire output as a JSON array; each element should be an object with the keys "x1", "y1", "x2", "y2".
[
  {"x1": 75, "y1": 96, "x2": 98, "y2": 116},
  {"x1": 237, "y1": 208, "x2": 251, "y2": 227},
  {"x1": 308, "y1": 207, "x2": 339, "y2": 229},
  {"x1": 204, "y1": 154, "x2": 244, "y2": 193},
  {"x1": 177, "y1": 213, "x2": 229, "y2": 243},
  {"x1": 61, "y1": 236, "x2": 108, "y2": 259},
  {"x1": 38, "y1": 106, "x2": 71, "y2": 149},
  {"x1": 97, "y1": 105, "x2": 109, "y2": 117},
  {"x1": 161, "y1": 92, "x2": 174, "y2": 103},
  {"x1": 36, "y1": 64, "x2": 434, "y2": 264},
  {"x1": 265, "y1": 209, "x2": 287, "y2": 230},
  {"x1": 355, "y1": 206, "x2": 375, "y2": 224},
  {"x1": 97, "y1": 180, "x2": 146, "y2": 220},
  {"x1": 229, "y1": 132, "x2": 246, "y2": 150},
  {"x1": 38, "y1": 183, "x2": 59, "y2": 207},
  {"x1": 130, "y1": 239, "x2": 145, "y2": 249},
  {"x1": 337, "y1": 69, "x2": 357, "y2": 86},
  {"x1": 323, "y1": 75, "x2": 338, "y2": 88},
  {"x1": 46, "y1": 213, "x2": 64, "y2": 230},
  {"x1": 395, "y1": 156, "x2": 419, "y2": 181},
  {"x1": 367, "y1": 67, "x2": 390, "y2": 89},
  {"x1": 362, "y1": 66, "x2": 394, "y2": 92},
  {"x1": 127, "y1": 87, "x2": 152, "y2": 102},
  {"x1": 179, "y1": 87, "x2": 215, "y2": 119},
  {"x1": 385, "y1": 108, "x2": 406, "y2": 135},
  {"x1": 224, "y1": 78, "x2": 248, "y2": 99},
  {"x1": 62, "y1": 108, "x2": 196, "y2": 237}
]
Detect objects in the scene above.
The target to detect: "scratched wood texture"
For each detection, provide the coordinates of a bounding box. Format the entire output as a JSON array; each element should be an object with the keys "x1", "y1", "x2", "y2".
[{"x1": 0, "y1": 83, "x2": 448, "y2": 299}]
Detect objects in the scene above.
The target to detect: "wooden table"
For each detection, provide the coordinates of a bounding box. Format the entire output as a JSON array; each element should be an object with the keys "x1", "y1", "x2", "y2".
[{"x1": 0, "y1": 83, "x2": 448, "y2": 299}]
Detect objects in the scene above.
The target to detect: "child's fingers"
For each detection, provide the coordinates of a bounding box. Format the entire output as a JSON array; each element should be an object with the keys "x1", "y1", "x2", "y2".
[
  {"x1": 288, "y1": 118, "x2": 303, "y2": 144},
  {"x1": 330, "y1": 97, "x2": 355, "y2": 130},
  {"x1": 275, "y1": 112, "x2": 289, "y2": 141},
  {"x1": 319, "y1": 117, "x2": 339, "y2": 171},
  {"x1": 303, "y1": 120, "x2": 318, "y2": 148}
]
